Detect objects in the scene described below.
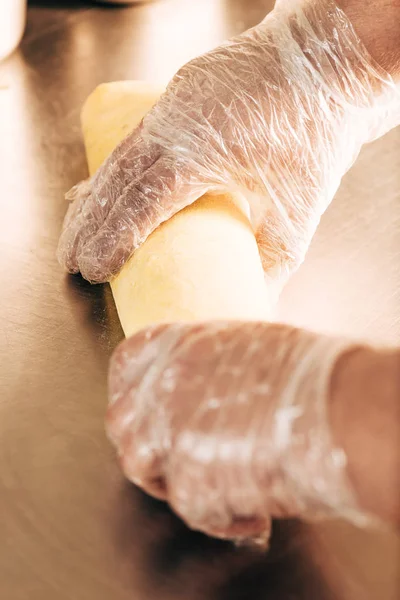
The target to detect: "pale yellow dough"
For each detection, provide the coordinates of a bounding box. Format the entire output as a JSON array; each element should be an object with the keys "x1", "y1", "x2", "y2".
[{"x1": 81, "y1": 81, "x2": 270, "y2": 337}]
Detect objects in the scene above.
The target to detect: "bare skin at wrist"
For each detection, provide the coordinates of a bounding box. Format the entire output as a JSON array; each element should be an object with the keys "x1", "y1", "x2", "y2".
[
  {"x1": 336, "y1": 0, "x2": 400, "y2": 79},
  {"x1": 330, "y1": 345, "x2": 400, "y2": 526}
]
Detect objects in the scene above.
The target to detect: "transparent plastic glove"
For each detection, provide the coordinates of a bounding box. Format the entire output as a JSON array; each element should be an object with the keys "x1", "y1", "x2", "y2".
[
  {"x1": 107, "y1": 321, "x2": 370, "y2": 541},
  {"x1": 57, "y1": 0, "x2": 400, "y2": 285}
]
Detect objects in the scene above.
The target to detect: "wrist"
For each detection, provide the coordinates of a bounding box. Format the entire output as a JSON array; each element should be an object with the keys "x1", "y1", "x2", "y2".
[
  {"x1": 269, "y1": 0, "x2": 400, "y2": 139},
  {"x1": 330, "y1": 346, "x2": 400, "y2": 526},
  {"x1": 336, "y1": 0, "x2": 400, "y2": 80}
]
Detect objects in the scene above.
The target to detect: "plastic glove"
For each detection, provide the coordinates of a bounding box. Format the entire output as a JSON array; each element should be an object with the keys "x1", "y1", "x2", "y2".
[
  {"x1": 107, "y1": 321, "x2": 372, "y2": 540},
  {"x1": 57, "y1": 0, "x2": 400, "y2": 286}
]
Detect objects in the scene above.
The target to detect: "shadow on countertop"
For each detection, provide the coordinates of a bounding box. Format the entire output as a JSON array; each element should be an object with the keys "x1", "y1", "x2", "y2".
[{"x1": 111, "y1": 480, "x2": 336, "y2": 600}]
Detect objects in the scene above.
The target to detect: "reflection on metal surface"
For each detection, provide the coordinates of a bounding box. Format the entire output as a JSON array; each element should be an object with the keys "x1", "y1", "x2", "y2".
[
  {"x1": 278, "y1": 128, "x2": 400, "y2": 346},
  {"x1": 308, "y1": 520, "x2": 400, "y2": 599},
  {"x1": 0, "y1": 54, "x2": 42, "y2": 246},
  {"x1": 0, "y1": 1, "x2": 399, "y2": 599},
  {"x1": 129, "y1": 0, "x2": 228, "y2": 83}
]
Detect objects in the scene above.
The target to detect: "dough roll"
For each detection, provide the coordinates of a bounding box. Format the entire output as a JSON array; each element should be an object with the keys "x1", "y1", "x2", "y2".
[{"x1": 81, "y1": 81, "x2": 270, "y2": 337}]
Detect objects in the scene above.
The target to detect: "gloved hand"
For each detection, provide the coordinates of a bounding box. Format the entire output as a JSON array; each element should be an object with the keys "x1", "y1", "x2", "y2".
[
  {"x1": 107, "y1": 322, "x2": 400, "y2": 540},
  {"x1": 106, "y1": 322, "x2": 374, "y2": 540},
  {"x1": 57, "y1": 0, "x2": 400, "y2": 286}
]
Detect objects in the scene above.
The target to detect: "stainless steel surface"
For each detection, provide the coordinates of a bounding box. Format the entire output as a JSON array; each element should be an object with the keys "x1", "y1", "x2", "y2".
[{"x1": 0, "y1": 1, "x2": 399, "y2": 598}]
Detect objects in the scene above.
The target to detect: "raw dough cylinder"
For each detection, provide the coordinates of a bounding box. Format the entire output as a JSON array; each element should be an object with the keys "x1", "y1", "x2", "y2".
[{"x1": 81, "y1": 81, "x2": 271, "y2": 337}]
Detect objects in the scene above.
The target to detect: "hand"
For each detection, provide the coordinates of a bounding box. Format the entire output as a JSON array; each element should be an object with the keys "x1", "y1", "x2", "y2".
[
  {"x1": 106, "y1": 321, "x2": 385, "y2": 541},
  {"x1": 57, "y1": 0, "x2": 400, "y2": 284}
]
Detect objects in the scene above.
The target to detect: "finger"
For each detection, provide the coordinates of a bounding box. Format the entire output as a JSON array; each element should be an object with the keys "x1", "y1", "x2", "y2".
[
  {"x1": 168, "y1": 413, "x2": 271, "y2": 541},
  {"x1": 165, "y1": 323, "x2": 274, "y2": 539},
  {"x1": 106, "y1": 325, "x2": 169, "y2": 445},
  {"x1": 107, "y1": 322, "x2": 232, "y2": 498},
  {"x1": 57, "y1": 127, "x2": 161, "y2": 278},
  {"x1": 119, "y1": 426, "x2": 168, "y2": 500},
  {"x1": 106, "y1": 324, "x2": 188, "y2": 497},
  {"x1": 107, "y1": 328, "x2": 171, "y2": 498},
  {"x1": 57, "y1": 178, "x2": 94, "y2": 273},
  {"x1": 206, "y1": 515, "x2": 272, "y2": 543},
  {"x1": 76, "y1": 153, "x2": 208, "y2": 282}
]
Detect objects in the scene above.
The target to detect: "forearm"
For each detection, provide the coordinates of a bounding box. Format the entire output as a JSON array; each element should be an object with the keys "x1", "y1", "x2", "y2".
[
  {"x1": 337, "y1": 0, "x2": 400, "y2": 79},
  {"x1": 327, "y1": 1, "x2": 400, "y2": 523},
  {"x1": 290, "y1": 0, "x2": 400, "y2": 523},
  {"x1": 330, "y1": 346, "x2": 400, "y2": 526}
]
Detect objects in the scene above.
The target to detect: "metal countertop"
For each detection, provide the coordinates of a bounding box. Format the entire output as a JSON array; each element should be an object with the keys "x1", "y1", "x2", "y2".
[{"x1": 0, "y1": 1, "x2": 399, "y2": 598}]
